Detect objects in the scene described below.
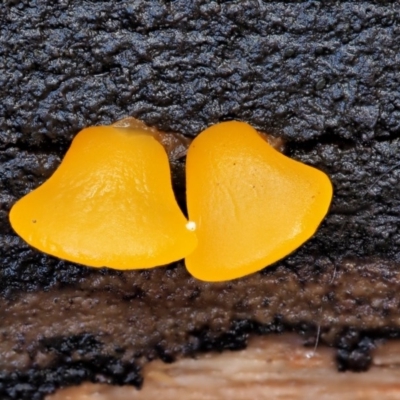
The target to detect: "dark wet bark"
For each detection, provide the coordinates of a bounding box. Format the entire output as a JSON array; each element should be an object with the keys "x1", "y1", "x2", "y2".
[{"x1": 1, "y1": 2, "x2": 400, "y2": 398}]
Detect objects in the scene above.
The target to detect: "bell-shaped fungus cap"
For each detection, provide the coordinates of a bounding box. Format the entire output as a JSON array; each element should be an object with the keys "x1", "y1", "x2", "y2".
[
  {"x1": 185, "y1": 121, "x2": 332, "y2": 282},
  {"x1": 9, "y1": 125, "x2": 197, "y2": 269}
]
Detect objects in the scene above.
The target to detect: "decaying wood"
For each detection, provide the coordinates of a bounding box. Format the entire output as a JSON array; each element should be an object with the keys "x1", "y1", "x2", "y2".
[{"x1": 47, "y1": 335, "x2": 400, "y2": 400}]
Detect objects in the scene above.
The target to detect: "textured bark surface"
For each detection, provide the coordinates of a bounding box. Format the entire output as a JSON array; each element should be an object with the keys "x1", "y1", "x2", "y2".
[
  {"x1": 47, "y1": 335, "x2": 400, "y2": 400},
  {"x1": 1, "y1": 1, "x2": 400, "y2": 399}
]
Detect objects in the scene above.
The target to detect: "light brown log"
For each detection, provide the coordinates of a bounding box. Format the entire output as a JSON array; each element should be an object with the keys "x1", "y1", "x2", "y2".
[{"x1": 47, "y1": 335, "x2": 400, "y2": 400}]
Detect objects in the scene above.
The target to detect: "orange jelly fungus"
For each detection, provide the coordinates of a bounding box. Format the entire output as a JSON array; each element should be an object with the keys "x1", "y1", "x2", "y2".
[
  {"x1": 9, "y1": 125, "x2": 197, "y2": 269},
  {"x1": 185, "y1": 121, "x2": 333, "y2": 282}
]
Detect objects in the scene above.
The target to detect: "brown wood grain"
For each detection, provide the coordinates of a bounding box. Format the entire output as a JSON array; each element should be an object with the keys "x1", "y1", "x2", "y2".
[{"x1": 47, "y1": 335, "x2": 400, "y2": 400}]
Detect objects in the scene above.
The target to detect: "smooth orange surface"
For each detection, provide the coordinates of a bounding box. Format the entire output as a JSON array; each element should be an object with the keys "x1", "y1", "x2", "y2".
[
  {"x1": 185, "y1": 121, "x2": 332, "y2": 282},
  {"x1": 10, "y1": 126, "x2": 197, "y2": 269}
]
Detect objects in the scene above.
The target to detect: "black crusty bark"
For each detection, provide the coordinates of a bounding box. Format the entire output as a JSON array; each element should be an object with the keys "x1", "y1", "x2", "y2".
[{"x1": 1, "y1": 1, "x2": 400, "y2": 399}]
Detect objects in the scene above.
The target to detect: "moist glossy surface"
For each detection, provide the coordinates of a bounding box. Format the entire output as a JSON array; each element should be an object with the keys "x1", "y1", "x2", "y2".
[
  {"x1": 186, "y1": 121, "x2": 332, "y2": 281},
  {"x1": 1, "y1": 2, "x2": 400, "y2": 399},
  {"x1": 10, "y1": 126, "x2": 196, "y2": 269}
]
